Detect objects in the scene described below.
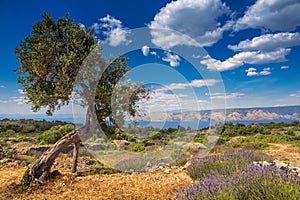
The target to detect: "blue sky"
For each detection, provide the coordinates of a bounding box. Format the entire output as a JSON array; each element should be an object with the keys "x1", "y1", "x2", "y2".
[{"x1": 0, "y1": 0, "x2": 300, "y2": 115}]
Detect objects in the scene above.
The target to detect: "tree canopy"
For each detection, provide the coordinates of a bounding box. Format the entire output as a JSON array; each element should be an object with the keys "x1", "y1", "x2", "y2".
[
  {"x1": 15, "y1": 13, "x2": 150, "y2": 137},
  {"x1": 15, "y1": 13, "x2": 96, "y2": 115}
]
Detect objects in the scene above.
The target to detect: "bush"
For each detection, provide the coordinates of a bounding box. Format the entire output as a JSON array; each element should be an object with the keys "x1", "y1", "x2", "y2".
[
  {"x1": 178, "y1": 164, "x2": 300, "y2": 200},
  {"x1": 193, "y1": 134, "x2": 206, "y2": 143},
  {"x1": 22, "y1": 125, "x2": 36, "y2": 133},
  {"x1": 150, "y1": 132, "x2": 162, "y2": 140},
  {"x1": 284, "y1": 130, "x2": 295, "y2": 136},
  {"x1": 187, "y1": 150, "x2": 271, "y2": 180},
  {"x1": 11, "y1": 136, "x2": 32, "y2": 143},
  {"x1": 5, "y1": 129, "x2": 16, "y2": 136},
  {"x1": 129, "y1": 144, "x2": 146, "y2": 152},
  {"x1": 37, "y1": 124, "x2": 75, "y2": 144}
]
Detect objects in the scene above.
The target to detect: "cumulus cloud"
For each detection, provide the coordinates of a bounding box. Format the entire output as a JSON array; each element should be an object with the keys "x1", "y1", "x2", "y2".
[
  {"x1": 228, "y1": 32, "x2": 300, "y2": 52},
  {"x1": 141, "y1": 45, "x2": 150, "y2": 56},
  {"x1": 245, "y1": 67, "x2": 271, "y2": 76},
  {"x1": 92, "y1": 15, "x2": 131, "y2": 46},
  {"x1": 281, "y1": 66, "x2": 289, "y2": 69},
  {"x1": 149, "y1": 0, "x2": 233, "y2": 48},
  {"x1": 234, "y1": 0, "x2": 300, "y2": 31},
  {"x1": 201, "y1": 48, "x2": 290, "y2": 71},
  {"x1": 162, "y1": 52, "x2": 181, "y2": 67}
]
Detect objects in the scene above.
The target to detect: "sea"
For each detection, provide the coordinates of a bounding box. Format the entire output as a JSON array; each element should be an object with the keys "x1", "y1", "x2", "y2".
[{"x1": 0, "y1": 113, "x2": 297, "y2": 130}]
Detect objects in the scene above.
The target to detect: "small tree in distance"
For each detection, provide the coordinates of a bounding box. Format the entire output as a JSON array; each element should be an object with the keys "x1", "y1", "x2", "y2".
[{"x1": 14, "y1": 13, "x2": 149, "y2": 183}]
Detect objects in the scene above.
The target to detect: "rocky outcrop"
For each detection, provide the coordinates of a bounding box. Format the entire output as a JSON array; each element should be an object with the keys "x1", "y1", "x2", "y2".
[{"x1": 253, "y1": 160, "x2": 300, "y2": 177}]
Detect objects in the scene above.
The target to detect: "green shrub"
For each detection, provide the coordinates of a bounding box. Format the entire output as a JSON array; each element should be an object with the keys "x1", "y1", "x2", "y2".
[
  {"x1": 37, "y1": 124, "x2": 75, "y2": 144},
  {"x1": 11, "y1": 136, "x2": 32, "y2": 143},
  {"x1": 284, "y1": 130, "x2": 295, "y2": 136},
  {"x1": 129, "y1": 144, "x2": 146, "y2": 152},
  {"x1": 22, "y1": 125, "x2": 36, "y2": 133},
  {"x1": 114, "y1": 128, "x2": 136, "y2": 142},
  {"x1": 193, "y1": 134, "x2": 206, "y2": 143},
  {"x1": 150, "y1": 132, "x2": 162, "y2": 140}
]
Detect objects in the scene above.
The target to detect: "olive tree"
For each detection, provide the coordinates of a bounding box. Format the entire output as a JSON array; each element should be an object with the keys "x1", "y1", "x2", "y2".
[{"x1": 15, "y1": 13, "x2": 149, "y2": 183}]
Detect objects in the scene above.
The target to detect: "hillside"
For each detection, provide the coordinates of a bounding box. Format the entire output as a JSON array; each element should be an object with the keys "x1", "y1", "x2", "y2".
[{"x1": 0, "y1": 120, "x2": 300, "y2": 199}]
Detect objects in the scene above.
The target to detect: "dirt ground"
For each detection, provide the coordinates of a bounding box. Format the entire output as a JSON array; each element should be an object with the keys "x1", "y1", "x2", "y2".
[
  {"x1": 0, "y1": 166, "x2": 191, "y2": 200},
  {"x1": 266, "y1": 143, "x2": 300, "y2": 166},
  {"x1": 1, "y1": 143, "x2": 300, "y2": 200}
]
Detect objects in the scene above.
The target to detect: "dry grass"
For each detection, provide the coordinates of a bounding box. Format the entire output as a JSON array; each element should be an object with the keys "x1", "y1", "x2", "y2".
[
  {"x1": 0, "y1": 166, "x2": 190, "y2": 200},
  {"x1": 266, "y1": 143, "x2": 300, "y2": 166}
]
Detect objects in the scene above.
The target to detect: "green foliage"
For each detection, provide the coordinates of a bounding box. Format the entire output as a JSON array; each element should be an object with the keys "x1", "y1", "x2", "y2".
[
  {"x1": 228, "y1": 133, "x2": 300, "y2": 150},
  {"x1": 5, "y1": 129, "x2": 16, "y2": 136},
  {"x1": 284, "y1": 130, "x2": 295, "y2": 136},
  {"x1": 14, "y1": 13, "x2": 96, "y2": 115},
  {"x1": 37, "y1": 124, "x2": 75, "y2": 144},
  {"x1": 11, "y1": 136, "x2": 32, "y2": 143},
  {"x1": 221, "y1": 123, "x2": 270, "y2": 137},
  {"x1": 95, "y1": 57, "x2": 150, "y2": 138},
  {"x1": 129, "y1": 144, "x2": 146, "y2": 152},
  {"x1": 114, "y1": 128, "x2": 136, "y2": 142},
  {"x1": 0, "y1": 119, "x2": 71, "y2": 134},
  {"x1": 22, "y1": 125, "x2": 36, "y2": 133},
  {"x1": 193, "y1": 134, "x2": 206, "y2": 143},
  {"x1": 149, "y1": 132, "x2": 162, "y2": 140}
]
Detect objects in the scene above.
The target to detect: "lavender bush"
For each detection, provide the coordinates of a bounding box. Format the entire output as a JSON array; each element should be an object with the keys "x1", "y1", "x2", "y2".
[
  {"x1": 178, "y1": 164, "x2": 300, "y2": 200},
  {"x1": 187, "y1": 150, "x2": 271, "y2": 180}
]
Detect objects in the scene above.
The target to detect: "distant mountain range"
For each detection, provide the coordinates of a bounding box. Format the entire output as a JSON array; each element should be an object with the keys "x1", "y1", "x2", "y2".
[
  {"x1": 1, "y1": 105, "x2": 299, "y2": 123},
  {"x1": 138, "y1": 105, "x2": 300, "y2": 122}
]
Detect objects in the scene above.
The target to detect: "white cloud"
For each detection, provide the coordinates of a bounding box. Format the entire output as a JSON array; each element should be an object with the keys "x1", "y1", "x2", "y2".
[
  {"x1": 281, "y1": 66, "x2": 289, "y2": 69},
  {"x1": 0, "y1": 96, "x2": 27, "y2": 105},
  {"x1": 228, "y1": 32, "x2": 300, "y2": 52},
  {"x1": 162, "y1": 52, "x2": 181, "y2": 67},
  {"x1": 141, "y1": 45, "x2": 150, "y2": 56},
  {"x1": 149, "y1": 0, "x2": 233, "y2": 48},
  {"x1": 208, "y1": 92, "x2": 244, "y2": 99},
  {"x1": 150, "y1": 51, "x2": 158, "y2": 56},
  {"x1": 139, "y1": 79, "x2": 220, "y2": 113},
  {"x1": 0, "y1": 85, "x2": 6, "y2": 88},
  {"x1": 93, "y1": 15, "x2": 131, "y2": 46},
  {"x1": 191, "y1": 54, "x2": 203, "y2": 59},
  {"x1": 158, "y1": 79, "x2": 220, "y2": 91},
  {"x1": 234, "y1": 0, "x2": 300, "y2": 31},
  {"x1": 201, "y1": 48, "x2": 290, "y2": 71},
  {"x1": 245, "y1": 67, "x2": 271, "y2": 76},
  {"x1": 17, "y1": 89, "x2": 25, "y2": 95},
  {"x1": 290, "y1": 90, "x2": 300, "y2": 97},
  {"x1": 11, "y1": 96, "x2": 27, "y2": 105}
]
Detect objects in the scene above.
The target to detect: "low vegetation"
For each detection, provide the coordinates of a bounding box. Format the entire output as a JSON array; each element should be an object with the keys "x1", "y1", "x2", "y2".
[
  {"x1": 1, "y1": 119, "x2": 300, "y2": 199},
  {"x1": 177, "y1": 151, "x2": 300, "y2": 200}
]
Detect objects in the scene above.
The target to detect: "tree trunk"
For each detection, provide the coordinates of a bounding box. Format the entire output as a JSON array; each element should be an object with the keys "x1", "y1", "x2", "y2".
[
  {"x1": 24, "y1": 129, "x2": 81, "y2": 183},
  {"x1": 23, "y1": 104, "x2": 104, "y2": 184}
]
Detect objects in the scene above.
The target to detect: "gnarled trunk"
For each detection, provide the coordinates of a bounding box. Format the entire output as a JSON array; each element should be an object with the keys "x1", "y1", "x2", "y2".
[
  {"x1": 23, "y1": 104, "x2": 101, "y2": 184},
  {"x1": 24, "y1": 130, "x2": 81, "y2": 182}
]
